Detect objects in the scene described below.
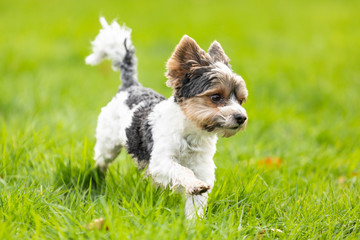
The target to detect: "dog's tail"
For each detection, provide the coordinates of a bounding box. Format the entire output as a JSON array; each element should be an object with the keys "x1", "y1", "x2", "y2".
[{"x1": 85, "y1": 17, "x2": 139, "y2": 88}]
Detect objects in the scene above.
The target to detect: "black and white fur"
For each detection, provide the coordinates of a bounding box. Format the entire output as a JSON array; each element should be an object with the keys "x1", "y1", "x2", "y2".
[{"x1": 86, "y1": 18, "x2": 248, "y2": 219}]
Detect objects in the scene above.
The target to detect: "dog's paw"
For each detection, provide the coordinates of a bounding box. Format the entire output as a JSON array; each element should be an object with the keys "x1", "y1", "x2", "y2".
[
  {"x1": 186, "y1": 181, "x2": 210, "y2": 195},
  {"x1": 95, "y1": 161, "x2": 109, "y2": 174}
]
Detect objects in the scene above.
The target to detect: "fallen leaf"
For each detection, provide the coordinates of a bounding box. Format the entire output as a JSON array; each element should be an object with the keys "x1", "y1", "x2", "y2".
[
  {"x1": 86, "y1": 218, "x2": 108, "y2": 231},
  {"x1": 338, "y1": 176, "x2": 346, "y2": 184},
  {"x1": 257, "y1": 229, "x2": 266, "y2": 239},
  {"x1": 258, "y1": 157, "x2": 282, "y2": 168}
]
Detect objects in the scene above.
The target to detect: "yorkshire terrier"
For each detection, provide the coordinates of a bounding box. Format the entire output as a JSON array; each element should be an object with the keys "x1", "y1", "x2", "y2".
[{"x1": 86, "y1": 17, "x2": 248, "y2": 219}]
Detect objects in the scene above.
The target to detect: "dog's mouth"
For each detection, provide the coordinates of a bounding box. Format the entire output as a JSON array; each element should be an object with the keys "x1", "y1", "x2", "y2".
[
  {"x1": 218, "y1": 122, "x2": 247, "y2": 137},
  {"x1": 222, "y1": 123, "x2": 247, "y2": 130},
  {"x1": 203, "y1": 123, "x2": 246, "y2": 132},
  {"x1": 202, "y1": 125, "x2": 245, "y2": 137}
]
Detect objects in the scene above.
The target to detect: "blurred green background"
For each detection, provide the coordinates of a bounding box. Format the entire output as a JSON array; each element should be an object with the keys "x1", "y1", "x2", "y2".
[{"x1": 1, "y1": 0, "x2": 360, "y2": 239}]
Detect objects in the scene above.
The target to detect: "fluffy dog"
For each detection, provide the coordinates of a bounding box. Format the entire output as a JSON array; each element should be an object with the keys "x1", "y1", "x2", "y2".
[{"x1": 86, "y1": 17, "x2": 248, "y2": 219}]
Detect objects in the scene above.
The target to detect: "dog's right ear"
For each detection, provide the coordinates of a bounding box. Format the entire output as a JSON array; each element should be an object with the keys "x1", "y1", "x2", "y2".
[
  {"x1": 166, "y1": 35, "x2": 211, "y2": 89},
  {"x1": 208, "y1": 40, "x2": 230, "y2": 66}
]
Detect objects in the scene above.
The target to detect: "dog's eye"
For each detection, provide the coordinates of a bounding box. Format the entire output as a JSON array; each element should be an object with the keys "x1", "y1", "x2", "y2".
[{"x1": 210, "y1": 94, "x2": 223, "y2": 103}]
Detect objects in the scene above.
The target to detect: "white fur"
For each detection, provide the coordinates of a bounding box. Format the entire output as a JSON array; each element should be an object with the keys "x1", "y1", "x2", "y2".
[
  {"x1": 85, "y1": 17, "x2": 133, "y2": 71},
  {"x1": 149, "y1": 99, "x2": 216, "y2": 170},
  {"x1": 94, "y1": 91, "x2": 134, "y2": 170},
  {"x1": 147, "y1": 97, "x2": 217, "y2": 218}
]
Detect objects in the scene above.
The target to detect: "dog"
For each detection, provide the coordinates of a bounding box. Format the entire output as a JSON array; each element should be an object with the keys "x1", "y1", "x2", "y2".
[{"x1": 85, "y1": 17, "x2": 248, "y2": 219}]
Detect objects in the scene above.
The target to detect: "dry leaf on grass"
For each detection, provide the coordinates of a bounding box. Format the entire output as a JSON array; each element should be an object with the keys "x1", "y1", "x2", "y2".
[
  {"x1": 258, "y1": 157, "x2": 282, "y2": 168},
  {"x1": 86, "y1": 218, "x2": 109, "y2": 231}
]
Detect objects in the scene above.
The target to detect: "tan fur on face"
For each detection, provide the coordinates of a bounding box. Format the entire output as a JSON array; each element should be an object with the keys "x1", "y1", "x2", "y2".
[
  {"x1": 203, "y1": 63, "x2": 248, "y2": 104},
  {"x1": 180, "y1": 96, "x2": 220, "y2": 130},
  {"x1": 179, "y1": 64, "x2": 248, "y2": 137},
  {"x1": 180, "y1": 94, "x2": 247, "y2": 137}
]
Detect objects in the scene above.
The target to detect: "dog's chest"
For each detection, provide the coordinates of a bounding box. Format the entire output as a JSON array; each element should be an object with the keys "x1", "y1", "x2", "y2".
[{"x1": 177, "y1": 133, "x2": 215, "y2": 167}]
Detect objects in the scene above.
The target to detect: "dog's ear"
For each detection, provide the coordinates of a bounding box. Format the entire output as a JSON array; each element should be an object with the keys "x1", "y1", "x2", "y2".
[
  {"x1": 166, "y1": 35, "x2": 211, "y2": 88},
  {"x1": 208, "y1": 40, "x2": 230, "y2": 66}
]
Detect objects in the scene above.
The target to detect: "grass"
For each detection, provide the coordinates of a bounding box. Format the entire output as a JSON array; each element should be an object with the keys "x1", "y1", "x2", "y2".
[{"x1": 1, "y1": 0, "x2": 360, "y2": 239}]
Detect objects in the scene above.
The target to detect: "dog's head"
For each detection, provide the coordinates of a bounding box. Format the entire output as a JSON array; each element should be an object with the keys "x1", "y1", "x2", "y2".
[{"x1": 166, "y1": 35, "x2": 248, "y2": 137}]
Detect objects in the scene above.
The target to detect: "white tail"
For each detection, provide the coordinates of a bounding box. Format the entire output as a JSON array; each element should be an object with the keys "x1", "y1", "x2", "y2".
[{"x1": 85, "y1": 17, "x2": 133, "y2": 71}]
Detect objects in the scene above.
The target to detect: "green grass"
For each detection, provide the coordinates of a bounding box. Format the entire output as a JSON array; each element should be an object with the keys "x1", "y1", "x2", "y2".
[{"x1": 1, "y1": 0, "x2": 360, "y2": 239}]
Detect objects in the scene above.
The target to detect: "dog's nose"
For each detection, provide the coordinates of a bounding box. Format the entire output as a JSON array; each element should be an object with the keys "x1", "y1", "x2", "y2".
[{"x1": 233, "y1": 114, "x2": 247, "y2": 125}]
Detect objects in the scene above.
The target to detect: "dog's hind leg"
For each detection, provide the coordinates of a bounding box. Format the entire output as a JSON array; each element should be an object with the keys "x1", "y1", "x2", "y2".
[
  {"x1": 94, "y1": 141, "x2": 122, "y2": 172},
  {"x1": 94, "y1": 96, "x2": 125, "y2": 172}
]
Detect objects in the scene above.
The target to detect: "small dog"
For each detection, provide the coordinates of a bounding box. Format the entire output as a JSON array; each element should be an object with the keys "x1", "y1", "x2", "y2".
[{"x1": 86, "y1": 18, "x2": 248, "y2": 219}]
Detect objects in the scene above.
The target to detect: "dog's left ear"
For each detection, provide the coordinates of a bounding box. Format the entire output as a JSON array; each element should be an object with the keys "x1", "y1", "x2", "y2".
[{"x1": 208, "y1": 41, "x2": 230, "y2": 66}]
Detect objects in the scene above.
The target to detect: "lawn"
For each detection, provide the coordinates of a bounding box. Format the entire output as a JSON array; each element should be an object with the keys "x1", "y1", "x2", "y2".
[{"x1": 1, "y1": 0, "x2": 360, "y2": 239}]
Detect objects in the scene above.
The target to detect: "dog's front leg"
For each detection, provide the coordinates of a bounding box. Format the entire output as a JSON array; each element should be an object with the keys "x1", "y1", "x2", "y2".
[
  {"x1": 148, "y1": 158, "x2": 210, "y2": 195},
  {"x1": 184, "y1": 158, "x2": 216, "y2": 219},
  {"x1": 185, "y1": 192, "x2": 209, "y2": 219}
]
